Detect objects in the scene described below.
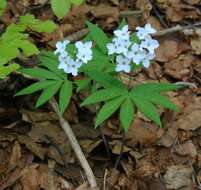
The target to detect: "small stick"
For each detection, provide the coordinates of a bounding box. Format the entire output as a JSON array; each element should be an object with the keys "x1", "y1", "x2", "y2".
[
  {"x1": 120, "y1": 10, "x2": 142, "y2": 17},
  {"x1": 149, "y1": 0, "x2": 169, "y2": 28},
  {"x1": 49, "y1": 98, "x2": 98, "y2": 189},
  {"x1": 152, "y1": 22, "x2": 201, "y2": 37}
]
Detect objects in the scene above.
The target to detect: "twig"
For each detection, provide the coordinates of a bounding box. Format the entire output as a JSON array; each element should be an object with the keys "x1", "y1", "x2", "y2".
[
  {"x1": 120, "y1": 10, "x2": 142, "y2": 18},
  {"x1": 152, "y1": 22, "x2": 201, "y2": 37},
  {"x1": 149, "y1": 0, "x2": 169, "y2": 28},
  {"x1": 49, "y1": 98, "x2": 98, "y2": 189}
]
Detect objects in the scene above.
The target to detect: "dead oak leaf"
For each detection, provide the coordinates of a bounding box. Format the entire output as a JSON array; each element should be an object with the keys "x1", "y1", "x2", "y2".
[
  {"x1": 8, "y1": 141, "x2": 21, "y2": 171},
  {"x1": 174, "y1": 140, "x2": 197, "y2": 157},
  {"x1": 126, "y1": 118, "x2": 158, "y2": 147},
  {"x1": 155, "y1": 39, "x2": 189, "y2": 63},
  {"x1": 164, "y1": 165, "x2": 193, "y2": 189}
]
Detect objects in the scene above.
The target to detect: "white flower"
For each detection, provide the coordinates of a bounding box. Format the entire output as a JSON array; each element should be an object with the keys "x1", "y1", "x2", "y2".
[
  {"x1": 115, "y1": 55, "x2": 131, "y2": 73},
  {"x1": 107, "y1": 38, "x2": 131, "y2": 55},
  {"x1": 75, "y1": 41, "x2": 93, "y2": 63},
  {"x1": 140, "y1": 36, "x2": 159, "y2": 54},
  {"x1": 54, "y1": 40, "x2": 70, "y2": 55},
  {"x1": 136, "y1": 23, "x2": 156, "y2": 40},
  {"x1": 142, "y1": 53, "x2": 155, "y2": 68},
  {"x1": 114, "y1": 25, "x2": 130, "y2": 40},
  {"x1": 58, "y1": 55, "x2": 82, "y2": 76},
  {"x1": 126, "y1": 44, "x2": 146, "y2": 65}
]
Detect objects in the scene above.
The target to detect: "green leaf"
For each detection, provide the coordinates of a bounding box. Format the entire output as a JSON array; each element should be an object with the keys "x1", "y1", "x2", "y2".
[
  {"x1": 36, "y1": 81, "x2": 62, "y2": 107},
  {"x1": 19, "y1": 14, "x2": 57, "y2": 33},
  {"x1": 132, "y1": 83, "x2": 180, "y2": 93},
  {"x1": 130, "y1": 94, "x2": 162, "y2": 127},
  {"x1": 0, "y1": 0, "x2": 7, "y2": 16},
  {"x1": 75, "y1": 78, "x2": 91, "y2": 92},
  {"x1": 81, "y1": 48, "x2": 110, "y2": 72},
  {"x1": 20, "y1": 68, "x2": 62, "y2": 80},
  {"x1": 120, "y1": 98, "x2": 134, "y2": 132},
  {"x1": 71, "y1": 0, "x2": 83, "y2": 5},
  {"x1": 95, "y1": 96, "x2": 125, "y2": 128},
  {"x1": 15, "y1": 80, "x2": 57, "y2": 96},
  {"x1": 86, "y1": 21, "x2": 109, "y2": 54},
  {"x1": 0, "y1": 63, "x2": 20, "y2": 79},
  {"x1": 81, "y1": 88, "x2": 126, "y2": 106},
  {"x1": 119, "y1": 18, "x2": 127, "y2": 29},
  {"x1": 50, "y1": 0, "x2": 71, "y2": 19},
  {"x1": 85, "y1": 70, "x2": 126, "y2": 90},
  {"x1": 18, "y1": 40, "x2": 39, "y2": 56},
  {"x1": 39, "y1": 54, "x2": 65, "y2": 79},
  {"x1": 59, "y1": 80, "x2": 73, "y2": 114},
  {"x1": 144, "y1": 93, "x2": 178, "y2": 111}
]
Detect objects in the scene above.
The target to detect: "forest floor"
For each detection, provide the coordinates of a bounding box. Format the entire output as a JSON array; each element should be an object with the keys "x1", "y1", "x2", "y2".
[{"x1": 1, "y1": 0, "x2": 201, "y2": 189}]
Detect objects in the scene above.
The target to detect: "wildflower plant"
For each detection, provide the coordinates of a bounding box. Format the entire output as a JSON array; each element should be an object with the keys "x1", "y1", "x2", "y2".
[{"x1": 16, "y1": 20, "x2": 181, "y2": 132}]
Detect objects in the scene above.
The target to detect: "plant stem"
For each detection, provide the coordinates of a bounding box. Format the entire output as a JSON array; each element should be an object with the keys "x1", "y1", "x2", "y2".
[{"x1": 49, "y1": 98, "x2": 98, "y2": 189}]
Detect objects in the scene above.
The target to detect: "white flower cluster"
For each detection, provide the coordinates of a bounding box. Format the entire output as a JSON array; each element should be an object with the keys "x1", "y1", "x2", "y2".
[
  {"x1": 55, "y1": 39, "x2": 93, "y2": 76},
  {"x1": 106, "y1": 24, "x2": 159, "y2": 73}
]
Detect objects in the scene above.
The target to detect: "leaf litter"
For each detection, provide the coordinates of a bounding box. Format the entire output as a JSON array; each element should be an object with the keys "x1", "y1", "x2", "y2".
[{"x1": 1, "y1": 0, "x2": 201, "y2": 189}]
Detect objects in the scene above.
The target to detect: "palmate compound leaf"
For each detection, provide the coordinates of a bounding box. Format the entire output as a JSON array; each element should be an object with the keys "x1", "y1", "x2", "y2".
[
  {"x1": 38, "y1": 53, "x2": 66, "y2": 79},
  {"x1": 120, "y1": 98, "x2": 135, "y2": 132},
  {"x1": 36, "y1": 80, "x2": 63, "y2": 108},
  {"x1": 81, "y1": 87, "x2": 127, "y2": 106},
  {"x1": 95, "y1": 95, "x2": 126, "y2": 128},
  {"x1": 15, "y1": 80, "x2": 57, "y2": 96},
  {"x1": 84, "y1": 70, "x2": 127, "y2": 91},
  {"x1": 143, "y1": 93, "x2": 178, "y2": 111},
  {"x1": 20, "y1": 68, "x2": 62, "y2": 81},
  {"x1": 59, "y1": 80, "x2": 73, "y2": 114},
  {"x1": 130, "y1": 94, "x2": 162, "y2": 127},
  {"x1": 133, "y1": 82, "x2": 181, "y2": 93},
  {"x1": 86, "y1": 21, "x2": 109, "y2": 54},
  {"x1": 75, "y1": 78, "x2": 91, "y2": 92}
]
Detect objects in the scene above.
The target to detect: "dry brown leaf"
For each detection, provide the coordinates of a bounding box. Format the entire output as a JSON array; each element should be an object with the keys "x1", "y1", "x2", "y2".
[
  {"x1": 174, "y1": 140, "x2": 197, "y2": 157},
  {"x1": 164, "y1": 165, "x2": 193, "y2": 189},
  {"x1": 79, "y1": 139, "x2": 102, "y2": 153},
  {"x1": 164, "y1": 54, "x2": 194, "y2": 80},
  {"x1": 177, "y1": 109, "x2": 201, "y2": 130},
  {"x1": 191, "y1": 37, "x2": 201, "y2": 55},
  {"x1": 90, "y1": 4, "x2": 119, "y2": 19},
  {"x1": 21, "y1": 109, "x2": 58, "y2": 123},
  {"x1": 157, "y1": 127, "x2": 178, "y2": 147},
  {"x1": 21, "y1": 164, "x2": 58, "y2": 190},
  {"x1": 134, "y1": 158, "x2": 157, "y2": 178},
  {"x1": 126, "y1": 118, "x2": 158, "y2": 147},
  {"x1": 155, "y1": 39, "x2": 189, "y2": 63},
  {"x1": 17, "y1": 135, "x2": 46, "y2": 160},
  {"x1": 8, "y1": 141, "x2": 21, "y2": 171}
]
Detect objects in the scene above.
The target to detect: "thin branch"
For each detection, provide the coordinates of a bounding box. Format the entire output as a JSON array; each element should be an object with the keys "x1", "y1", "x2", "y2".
[
  {"x1": 49, "y1": 98, "x2": 98, "y2": 189},
  {"x1": 120, "y1": 10, "x2": 142, "y2": 17},
  {"x1": 152, "y1": 22, "x2": 201, "y2": 37}
]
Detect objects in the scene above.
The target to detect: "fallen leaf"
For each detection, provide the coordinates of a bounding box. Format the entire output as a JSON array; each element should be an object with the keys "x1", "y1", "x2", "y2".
[
  {"x1": 164, "y1": 165, "x2": 193, "y2": 189},
  {"x1": 164, "y1": 54, "x2": 194, "y2": 80},
  {"x1": 174, "y1": 140, "x2": 197, "y2": 157},
  {"x1": 17, "y1": 135, "x2": 46, "y2": 160},
  {"x1": 8, "y1": 141, "x2": 21, "y2": 171},
  {"x1": 177, "y1": 109, "x2": 201, "y2": 130},
  {"x1": 126, "y1": 118, "x2": 158, "y2": 147}
]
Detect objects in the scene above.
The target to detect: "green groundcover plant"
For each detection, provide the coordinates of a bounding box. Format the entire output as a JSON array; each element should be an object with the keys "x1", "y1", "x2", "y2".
[
  {"x1": 0, "y1": 14, "x2": 56, "y2": 79},
  {"x1": 16, "y1": 20, "x2": 182, "y2": 132},
  {"x1": 51, "y1": 0, "x2": 84, "y2": 19}
]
